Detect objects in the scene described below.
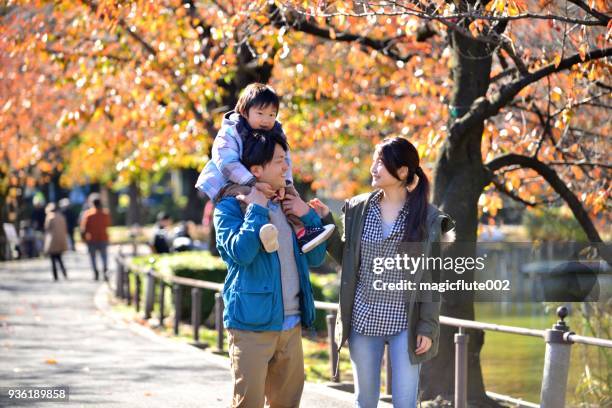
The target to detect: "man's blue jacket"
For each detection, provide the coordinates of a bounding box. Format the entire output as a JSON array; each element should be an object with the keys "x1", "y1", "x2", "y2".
[{"x1": 213, "y1": 197, "x2": 327, "y2": 331}]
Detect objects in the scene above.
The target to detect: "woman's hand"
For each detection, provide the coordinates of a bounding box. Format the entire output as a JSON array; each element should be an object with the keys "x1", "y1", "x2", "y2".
[
  {"x1": 308, "y1": 198, "x2": 330, "y2": 218},
  {"x1": 415, "y1": 334, "x2": 432, "y2": 355}
]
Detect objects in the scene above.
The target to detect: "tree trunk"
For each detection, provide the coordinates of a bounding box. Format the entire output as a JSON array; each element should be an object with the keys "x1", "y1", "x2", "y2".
[
  {"x1": 127, "y1": 180, "x2": 142, "y2": 226},
  {"x1": 421, "y1": 27, "x2": 500, "y2": 406},
  {"x1": 182, "y1": 168, "x2": 206, "y2": 223},
  {"x1": 104, "y1": 187, "x2": 120, "y2": 225}
]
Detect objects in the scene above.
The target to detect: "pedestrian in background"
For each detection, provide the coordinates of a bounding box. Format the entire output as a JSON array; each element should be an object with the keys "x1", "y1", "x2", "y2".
[
  {"x1": 44, "y1": 203, "x2": 69, "y2": 281},
  {"x1": 59, "y1": 198, "x2": 78, "y2": 251},
  {"x1": 151, "y1": 212, "x2": 172, "y2": 254},
  {"x1": 80, "y1": 194, "x2": 111, "y2": 281}
]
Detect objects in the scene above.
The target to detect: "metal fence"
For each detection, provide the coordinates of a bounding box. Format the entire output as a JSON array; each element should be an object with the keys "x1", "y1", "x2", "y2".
[{"x1": 113, "y1": 252, "x2": 612, "y2": 408}]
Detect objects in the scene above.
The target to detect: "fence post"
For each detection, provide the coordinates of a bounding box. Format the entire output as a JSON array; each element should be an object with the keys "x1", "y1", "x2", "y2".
[
  {"x1": 125, "y1": 268, "x2": 132, "y2": 305},
  {"x1": 130, "y1": 224, "x2": 139, "y2": 257},
  {"x1": 455, "y1": 327, "x2": 469, "y2": 408},
  {"x1": 173, "y1": 284, "x2": 182, "y2": 336},
  {"x1": 158, "y1": 282, "x2": 166, "y2": 327},
  {"x1": 540, "y1": 306, "x2": 573, "y2": 408},
  {"x1": 326, "y1": 313, "x2": 340, "y2": 382},
  {"x1": 134, "y1": 274, "x2": 141, "y2": 313},
  {"x1": 191, "y1": 288, "x2": 202, "y2": 344},
  {"x1": 215, "y1": 293, "x2": 224, "y2": 352},
  {"x1": 115, "y1": 256, "x2": 124, "y2": 299},
  {"x1": 144, "y1": 269, "x2": 155, "y2": 319}
]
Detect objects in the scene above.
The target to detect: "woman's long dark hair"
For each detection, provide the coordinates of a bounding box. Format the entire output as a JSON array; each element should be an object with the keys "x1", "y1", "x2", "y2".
[{"x1": 376, "y1": 137, "x2": 430, "y2": 241}]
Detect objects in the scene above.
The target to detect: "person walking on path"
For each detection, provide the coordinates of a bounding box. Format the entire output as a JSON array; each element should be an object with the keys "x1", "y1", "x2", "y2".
[
  {"x1": 59, "y1": 197, "x2": 78, "y2": 251},
  {"x1": 80, "y1": 194, "x2": 111, "y2": 281},
  {"x1": 43, "y1": 203, "x2": 69, "y2": 281}
]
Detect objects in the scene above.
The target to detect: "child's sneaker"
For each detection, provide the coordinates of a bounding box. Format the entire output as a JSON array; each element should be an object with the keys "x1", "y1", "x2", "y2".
[
  {"x1": 298, "y1": 225, "x2": 335, "y2": 254},
  {"x1": 259, "y1": 223, "x2": 279, "y2": 253}
]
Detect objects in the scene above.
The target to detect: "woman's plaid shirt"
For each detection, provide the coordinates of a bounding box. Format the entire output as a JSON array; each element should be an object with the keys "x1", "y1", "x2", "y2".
[{"x1": 351, "y1": 190, "x2": 412, "y2": 336}]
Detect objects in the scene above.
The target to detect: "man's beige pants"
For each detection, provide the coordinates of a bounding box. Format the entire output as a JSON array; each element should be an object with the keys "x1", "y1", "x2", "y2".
[{"x1": 228, "y1": 325, "x2": 304, "y2": 408}]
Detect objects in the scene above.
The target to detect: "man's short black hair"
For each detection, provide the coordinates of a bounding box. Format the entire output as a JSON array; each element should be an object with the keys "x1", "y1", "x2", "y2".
[{"x1": 241, "y1": 130, "x2": 288, "y2": 169}]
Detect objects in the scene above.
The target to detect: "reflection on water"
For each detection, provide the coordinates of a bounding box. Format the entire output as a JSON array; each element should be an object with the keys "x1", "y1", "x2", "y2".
[{"x1": 475, "y1": 302, "x2": 607, "y2": 406}]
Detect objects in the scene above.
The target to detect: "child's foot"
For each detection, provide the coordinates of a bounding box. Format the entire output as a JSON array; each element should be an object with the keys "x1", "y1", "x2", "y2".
[
  {"x1": 259, "y1": 223, "x2": 279, "y2": 253},
  {"x1": 298, "y1": 225, "x2": 335, "y2": 254}
]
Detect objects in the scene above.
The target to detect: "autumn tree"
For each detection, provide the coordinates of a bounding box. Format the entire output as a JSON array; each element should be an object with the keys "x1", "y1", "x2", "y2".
[
  {"x1": 1, "y1": 0, "x2": 280, "y2": 238},
  {"x1": 1, "y1": 0, "x2": 610, "y2": 404},
  {"x1": 271, "y1": 0, "x2": 609, "y2": 404}
]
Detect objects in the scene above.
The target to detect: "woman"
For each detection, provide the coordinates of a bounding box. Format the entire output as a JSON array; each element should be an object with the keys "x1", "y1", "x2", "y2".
[
  {"x1": 310, "y1": 137, "x2": 455, "y2": 407},
  {"x1": 44, "y1": 203, "x2": 69, "y2": 281}
]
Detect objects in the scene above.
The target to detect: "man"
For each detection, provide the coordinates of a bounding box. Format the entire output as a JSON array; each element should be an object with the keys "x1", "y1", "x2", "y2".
[
  {"x1": 80, "y1": 194, "x2": 111, "y2": 281},
  {"x1": 151, "y1": 212, "x2": 172, "y2": 254},
  {"x1": 213, "y1": 130, "x2": 327, "y2": 408},
  {"x1": 59, "y1": 198, "x2": 77, "y2": 251}
]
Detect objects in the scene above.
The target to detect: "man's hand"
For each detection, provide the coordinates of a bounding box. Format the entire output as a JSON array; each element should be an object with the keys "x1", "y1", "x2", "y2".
[
  {"x1": 308, "y1": 198, "x2": 330, "y2": 218},
  {"x1": 415, "y1": 334, "x2": 432, "y2": 355},
  {"x1": 281, "y1": 194, "x2": 311, "y2": 218},
  {"x1": 254, "y1": 182, "x2": 276, "y2": 199},
  {"x1": 236, "y1": 188, "x2": 268, "y2": 208}
]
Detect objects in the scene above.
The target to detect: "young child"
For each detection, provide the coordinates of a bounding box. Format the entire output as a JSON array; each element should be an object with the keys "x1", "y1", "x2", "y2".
[{"x1": 196, "y1": 83, "x2": 334, "y2": 253}]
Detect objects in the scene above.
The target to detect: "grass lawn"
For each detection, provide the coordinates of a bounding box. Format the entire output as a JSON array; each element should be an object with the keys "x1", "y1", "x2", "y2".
[{"x1": 477, "y1": 304, "x2": 609, "y2": 406}]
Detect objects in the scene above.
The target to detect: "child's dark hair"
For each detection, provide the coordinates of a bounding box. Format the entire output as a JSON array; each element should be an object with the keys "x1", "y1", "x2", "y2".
[
  {"x1": 235, "y1": 83, "x2": 280, "y2": 117},
  {"x1": 376, "y1": 137, "x2": 430, "y2": 241},
  {"x1": 242, "y1": 130, "x2": 288, "y2": 169}
]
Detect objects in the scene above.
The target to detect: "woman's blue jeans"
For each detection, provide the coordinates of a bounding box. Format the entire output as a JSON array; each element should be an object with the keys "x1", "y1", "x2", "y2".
[{"x1": 349, "y1": 329, "x2": 420, "y2": 408}]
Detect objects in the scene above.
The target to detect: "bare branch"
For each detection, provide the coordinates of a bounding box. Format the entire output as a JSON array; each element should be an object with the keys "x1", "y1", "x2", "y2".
[
  {"x1": 499, "y1": 40, "x2": 528, "y2": 75},
  {"x1": 491, "y1": 178, "x2": 538, "y2": 207},
  {"x1": 43, "y1": 47, "x2": 130, "y2": 62},
  {"x1": 547, "y1": 161, "x2": 612, "y2": 169},
  {"x1": 567, "y1": 0, "x2": 610, "y2": 25},
  {"x1": 568, "y1": 127, "x2": 609, "y2": 139},
  {"x1": 490, "y1": 67, "x2": 517, "y2": 82},
  {"x1": 272, "y1": 7, "x2": 418, "y2": 62},
  {"x1": 288, "y1": 2, "x2": 609, "y2": 27},
  {"x1": 550, "y1": 91, "x2": 612, "y2": 117},
  {"x1": 486, "y1": 154, "x2": 603, "y2": 242},
  {"x1": 594, "y1": 81, "x2": 612, "y2": 91},
  {"x1": 451, "y1": 47, "x2": 612, "y2": 142}
]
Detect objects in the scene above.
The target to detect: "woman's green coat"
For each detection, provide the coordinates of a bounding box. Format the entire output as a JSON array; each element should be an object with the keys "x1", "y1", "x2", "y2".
[{"x1": 323, "y1": 191, "x2": 456, "y2": 364}]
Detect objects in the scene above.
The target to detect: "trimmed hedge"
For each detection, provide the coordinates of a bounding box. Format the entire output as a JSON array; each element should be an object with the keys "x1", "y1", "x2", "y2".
[
  {"x1": 132, "y1": 251, "x2": 227, "y2": 323},
  {"x1": 523, "y1": 207, "x2": 588, "y2": 241}
]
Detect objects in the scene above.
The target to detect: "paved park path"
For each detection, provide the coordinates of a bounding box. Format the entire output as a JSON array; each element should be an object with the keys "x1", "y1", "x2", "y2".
[{"x1": 0, "y1": 246, "x2": 381, "y2": 407}]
